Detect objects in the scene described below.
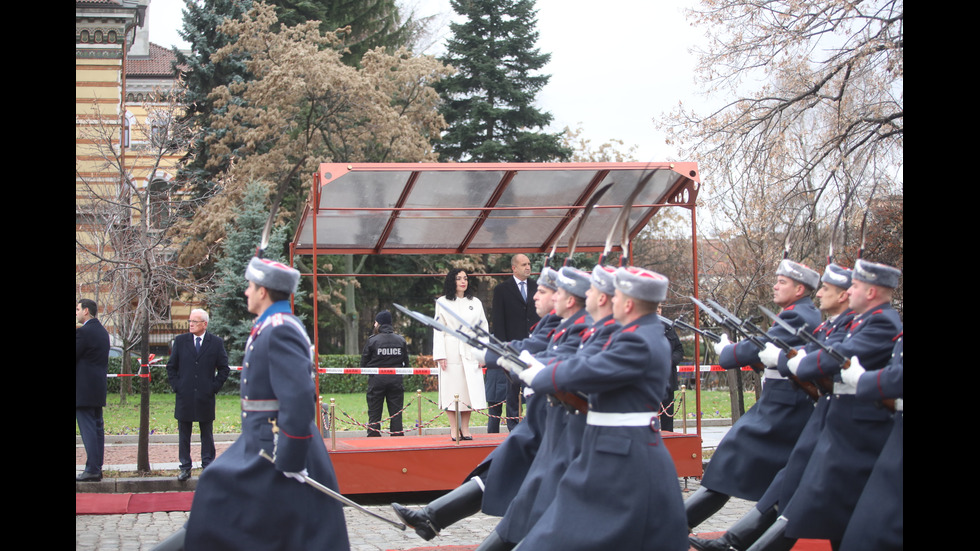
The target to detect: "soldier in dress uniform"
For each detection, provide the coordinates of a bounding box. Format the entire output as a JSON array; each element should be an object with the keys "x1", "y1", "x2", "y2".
[
  {"x1": 479, "y1": 265, "x2": 621, "y2": 551},
  {"x1": 839, "y1": 333, "x2": 903, "y2": 551},
  {"x1": 749, "y1": 258, "x2": 902, "y2": 551},
  {"x1": 512, "y1": 266, "x2": 689, "y2": 551},
  {"x1": 686, "y1": 259, "x2": 822, "y2": 530},
  {"x1": 690, "y1": 263, "x2": 856, "y2": 551},
  {"x1": 178, "y1": 257, "x2": 350, "y2": 551},
  {"x1": 390, "y1": 267, "x2": 563, "y2": 540}
]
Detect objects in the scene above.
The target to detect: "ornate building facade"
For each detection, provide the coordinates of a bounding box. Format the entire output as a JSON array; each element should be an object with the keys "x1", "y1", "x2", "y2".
[{"x1": 76, "y1": 0, "x2": 188, "y2": 351}]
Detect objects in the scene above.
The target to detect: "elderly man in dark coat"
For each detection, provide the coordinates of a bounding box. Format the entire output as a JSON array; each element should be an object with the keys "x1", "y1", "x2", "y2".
[{"x1": 166, "y1": 308, "x2": 230, "y2": 481}]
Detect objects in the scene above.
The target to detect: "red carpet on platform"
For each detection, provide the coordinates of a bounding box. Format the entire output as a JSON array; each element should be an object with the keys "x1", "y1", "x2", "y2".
[{"x1": 76, "y1": 492, "x2": 194, "y2": 515}]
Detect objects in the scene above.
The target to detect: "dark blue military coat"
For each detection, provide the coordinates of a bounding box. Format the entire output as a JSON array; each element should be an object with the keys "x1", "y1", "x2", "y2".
[
  {"x1": 701, "y1": 296, "x2": 821, "y2": 501},
  {"x1": 840, "y1": 333, "x2": 903, "y2": 551},
  {"x1": 495, "y1": 314, "x2": 618, "y2": 544},
  {"x1": 184, "y1": 302, "x2": 349, "y2": 550},
  {"x1": 521, "y1": 312, "x2": 689, "y2": 551},
  {"x1": 782, "y1": 304, "x2": 902, "y2": 540},
  {"x1": 755, "y1": 309, "x2": 857, "y2": 512},
  {"x1": 472, "y1": 312, "x2": 562, "y2": 516}
]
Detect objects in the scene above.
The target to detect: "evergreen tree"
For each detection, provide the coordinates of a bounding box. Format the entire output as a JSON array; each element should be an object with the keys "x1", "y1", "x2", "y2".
[
  {"x1": 271, "y1": 0, "x2": 425, "y2": 66},
  {"x1": 173, "y1": 0, "x2": 255, "y2": 198},
  {"x1": 208, "y1": 181, "x2": 291, "y2": 364},
  {"x1": 436, "y1": 0, "x2": 571, "y2": 162}
]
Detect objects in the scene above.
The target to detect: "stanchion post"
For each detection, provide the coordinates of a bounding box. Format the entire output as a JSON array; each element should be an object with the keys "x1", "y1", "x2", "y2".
[
  {"x1": 680, "y1": 385, "x2": 688, "y2": 434},
  {"x1": 416, "y1": 389, "x2": 422, "y2": 436},
  {"x1": 330, "y1": 397, "x2": 337, "y2": 451}
]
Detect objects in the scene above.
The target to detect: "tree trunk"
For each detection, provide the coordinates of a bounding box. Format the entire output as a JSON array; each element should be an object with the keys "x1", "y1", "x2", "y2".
[
  {"x1": 137, "y1": 289, "x2": 151, "y2": 473},
  {"x1": 726, "y1": 368, "x2": 745, "y2": 423}
]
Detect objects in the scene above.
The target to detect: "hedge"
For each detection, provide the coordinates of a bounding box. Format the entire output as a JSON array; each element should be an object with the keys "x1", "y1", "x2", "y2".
[{"x1": 106, "y1": 354, "x2": 438, "y2": 397}]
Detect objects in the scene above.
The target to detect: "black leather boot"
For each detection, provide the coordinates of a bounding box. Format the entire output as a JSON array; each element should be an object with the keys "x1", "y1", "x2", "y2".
[
  {"x1": 685, "y1": 487, "x2": 732, "y2": 530},
  {"x1": 474, "y1": 529, "x2": 516, "y2": 551},
  {"x1": 391, "y1": 478, "x2": 484, "y2": 540},
  {"x1": 745, "y1": 516, "x2": 796, "y2": 551},
  {"x1": 689, "y1": 506, "x2": 779, "y2": 551}
]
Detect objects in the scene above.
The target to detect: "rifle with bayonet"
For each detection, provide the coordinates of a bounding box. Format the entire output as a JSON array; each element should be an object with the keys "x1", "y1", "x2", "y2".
[
  {"x1": 658, "y1": 314, "x2": 723, "y2": 344},
  {"x1": 394, "y1": 303, "x2": 589, "y2": 414},
  {"x1": 758, "y1": 305, "x2": 894, "y2": 412},
  {"x1": 691, "y1": 297, "x2": 821, "y2": 401}
]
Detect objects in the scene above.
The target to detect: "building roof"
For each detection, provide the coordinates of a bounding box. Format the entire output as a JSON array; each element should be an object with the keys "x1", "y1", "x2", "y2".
[{"x1": 127, "y1": 42, "x2": 179, "y2": 77}]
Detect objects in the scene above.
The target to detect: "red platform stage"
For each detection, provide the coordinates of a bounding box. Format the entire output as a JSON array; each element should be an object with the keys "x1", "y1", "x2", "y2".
[{"x1": 329, "y1": 430, "x2": 702, "y2": 495}]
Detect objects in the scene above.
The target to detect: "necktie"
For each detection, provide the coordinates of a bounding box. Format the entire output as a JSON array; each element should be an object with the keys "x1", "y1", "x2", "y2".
[
  {"x1": 195, "y1": 336, "x2": 202, "y2": 353},
  {"x1": 519, "y1": 280, "x2": 526, "y2": 301}
]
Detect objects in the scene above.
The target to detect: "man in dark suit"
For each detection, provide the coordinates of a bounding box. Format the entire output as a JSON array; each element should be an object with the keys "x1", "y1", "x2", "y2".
[
  {"x1": 76, "y1": 298, "x2": 110, "y2": 482},
  {"x1": 490, "y1": 253, "x2": 540, "y2": 432},
  {"x1": 166, "y1": 308, "x2": 230, "y2": 481}
]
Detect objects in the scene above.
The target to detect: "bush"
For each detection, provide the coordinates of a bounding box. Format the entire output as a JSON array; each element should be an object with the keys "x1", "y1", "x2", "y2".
[{"x1": 118, "y1": 354, "x2": 440, "y2": 396}]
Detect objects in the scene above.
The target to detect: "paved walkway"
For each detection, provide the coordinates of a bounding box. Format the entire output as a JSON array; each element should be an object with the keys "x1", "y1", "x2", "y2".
[{"x1": 76, "y1": 423, "x2": 740, "y2": 550}]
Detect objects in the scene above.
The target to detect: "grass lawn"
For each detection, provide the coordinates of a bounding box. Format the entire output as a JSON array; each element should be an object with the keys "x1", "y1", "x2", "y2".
[{"x1": 86, "y1": 389, "x2": 757, "y2": 436}]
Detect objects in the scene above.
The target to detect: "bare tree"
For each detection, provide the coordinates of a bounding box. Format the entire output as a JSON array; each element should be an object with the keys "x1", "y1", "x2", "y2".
[{"x1": 76, "y1": 89, "x2": 213, "y2": 473}]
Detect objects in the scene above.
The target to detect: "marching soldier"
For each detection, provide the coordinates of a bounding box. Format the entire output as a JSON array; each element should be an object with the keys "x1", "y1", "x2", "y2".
[
  {"x1": 839, "y1": 333, "x2": 903, "y2": 551},
  {"x1": 390, "y1": 267, "x2": 564, "y2": 540},
  {"x1": 180, "y1": 257, "x2": 350, "y2": 550},
  {"x1": 750, "y1": 259, "x2": 903, "y2": 551},
  {"x1": 482, "y1": 265, "x2": 621, "y2": 550},
  {"x1": 690, "y1": 263, "x2": 856, "y2": 551},
  {"x1": 686, "y1": 259, "x2": 822, "y2": 530},
  {"x1": 513, "y1": 266, "x2": 689, "y2": 551}
]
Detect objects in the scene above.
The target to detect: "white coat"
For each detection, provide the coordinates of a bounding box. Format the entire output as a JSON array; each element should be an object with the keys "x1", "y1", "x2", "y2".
[{"x1": 433, "y1": 296, "x2": 488, "y2": 411}]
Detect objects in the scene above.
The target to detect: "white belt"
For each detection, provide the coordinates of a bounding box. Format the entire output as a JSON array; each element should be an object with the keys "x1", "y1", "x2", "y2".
[
  {"x1": 242, "y1": 399, "x2": 280, "y2": 411},
  {"x1": 833, "y1": 381, "x2": 856, "y2": 395},
  {"x1": 895, "y1": 398, "x2": 903, "y2": 411},
  {"x1": 586, "y1": 411, "x2": 658, "y2": 427},
  {"x1": 764, "y1": 367, "x2": 787, "y2": 380}
]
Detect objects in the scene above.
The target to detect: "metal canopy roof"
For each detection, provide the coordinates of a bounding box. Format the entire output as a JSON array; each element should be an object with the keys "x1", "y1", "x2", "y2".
[{"x1": 293, "y1": 162, "x2": 700, "y2": 256}]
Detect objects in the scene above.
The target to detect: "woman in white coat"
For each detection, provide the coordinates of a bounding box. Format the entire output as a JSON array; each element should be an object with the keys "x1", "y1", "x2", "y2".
[{"x1": 433, "y1": 268, "x2": 488, "y2": 440}]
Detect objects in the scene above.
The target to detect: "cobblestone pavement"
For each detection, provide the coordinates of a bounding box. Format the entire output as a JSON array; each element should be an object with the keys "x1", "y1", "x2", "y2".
[
  {"x1": 77, "y1": 425, "x2": 739, "y2": 550},
  {"x1": 75, "y1": 477, "x2": 753, "y2": 551}
]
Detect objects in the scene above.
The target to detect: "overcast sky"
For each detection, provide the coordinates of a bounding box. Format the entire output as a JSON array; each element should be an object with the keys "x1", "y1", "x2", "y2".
[{"x1": 146, "y1": 0, "x2": 706, "y2": 163}]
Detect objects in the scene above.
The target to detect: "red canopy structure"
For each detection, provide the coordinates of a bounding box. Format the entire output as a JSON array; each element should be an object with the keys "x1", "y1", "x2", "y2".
[{"x1": 292, "y1": 161, "x2": 706, "y2": 435}]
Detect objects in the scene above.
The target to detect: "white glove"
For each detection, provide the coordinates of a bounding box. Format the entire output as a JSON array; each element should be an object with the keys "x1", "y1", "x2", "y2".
[
  {"x1": 471, "y1": 346, "x2": 487, "y2": 364},
  {"x1": 841, "y1": 355, "x2": 866, "y2": 388},
  {"x1": 713, "y1": 334, "x2": 732, "y2": 357},
  {"x1": 282, "y1": 469, "x2": 308, "y2": 483},
  {"x1": 498, "y1": 355, "x2": 525, "y2": 375},
  {"x1": 787, "y1": 348, "x2": 807, "y2": 375},
  {"x1": 758, "y1": 342, "x2": 781, "y2": 368},
  {"x1": 517, "y1": 350, "x2": 546, "y2": 386}
]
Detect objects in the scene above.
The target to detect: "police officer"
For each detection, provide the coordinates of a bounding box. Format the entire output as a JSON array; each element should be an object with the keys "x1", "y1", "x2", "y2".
[
  {"x1": 362, "y1": 310, "x2": 409, "y2": 437},
  {"x1": 686, "y1": 259, "x2": 822, "y2": 530}
]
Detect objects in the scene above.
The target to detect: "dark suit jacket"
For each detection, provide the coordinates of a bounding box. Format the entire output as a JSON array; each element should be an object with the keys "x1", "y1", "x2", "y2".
[
  {"x1": 166, "y1": 332, "x2": 230, "y2": 422},
  {"x1": 76, "y1": 318, "x2": 110, "y2": 408},
  {"x1": 491, "y1": 276, "x2": 540, "y2": 341}
]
